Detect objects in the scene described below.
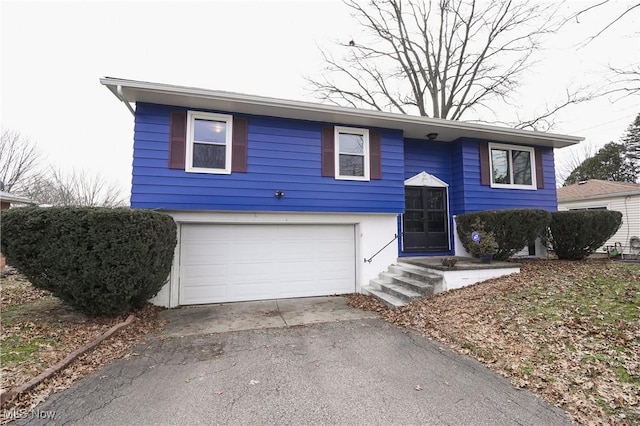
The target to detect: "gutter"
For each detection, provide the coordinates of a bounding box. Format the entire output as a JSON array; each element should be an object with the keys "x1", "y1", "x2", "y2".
[
  {"x1": 100, "y1": 77, "x2": 585, "y2": 147},
  {"x1": 116, "y1": 84, "x2": 136, "y2": 117}
]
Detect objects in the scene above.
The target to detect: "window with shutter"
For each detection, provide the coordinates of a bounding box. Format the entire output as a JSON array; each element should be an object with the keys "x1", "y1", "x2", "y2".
[
  {"x1": 321, "y1": 126, "x2": 381, "y2": 181},
  {"x1": 168, "y1": 111, "x2": 248, "y2": 174}
]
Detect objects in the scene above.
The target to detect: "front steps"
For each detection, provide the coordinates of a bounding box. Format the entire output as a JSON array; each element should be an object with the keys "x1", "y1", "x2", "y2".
[{"x1": 362, "y1": 262, "x2": 443, "y2": 308}]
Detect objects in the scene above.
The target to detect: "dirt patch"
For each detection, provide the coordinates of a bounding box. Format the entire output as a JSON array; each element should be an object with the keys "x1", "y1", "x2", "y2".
[{"x1": 347, "y1": 259, "x2": 640, "y2": 425}]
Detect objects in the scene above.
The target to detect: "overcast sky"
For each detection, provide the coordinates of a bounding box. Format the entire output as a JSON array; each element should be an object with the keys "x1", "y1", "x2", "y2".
[{"x1": 2, "y1": 0, "x2": 639, "y2": 199}]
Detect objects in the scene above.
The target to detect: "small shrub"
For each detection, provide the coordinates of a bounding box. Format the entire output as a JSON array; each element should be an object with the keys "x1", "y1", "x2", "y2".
[
  {"x1": 0, "y1": 207, "x2": 176, "y2": 316},
  {"x1": 456, "y1": 209, "x2": 551, "y2": 260},
  {"x1": 548, "y1": 210, "x2": 622, "y2": 260},
  {"x1": 464, "y1": 219, "x2": 499, "y2": 257}
]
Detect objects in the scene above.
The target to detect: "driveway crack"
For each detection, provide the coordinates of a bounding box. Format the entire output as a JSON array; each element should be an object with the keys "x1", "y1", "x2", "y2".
[{"x1": 275, "y1": 299, "x2": 288, "y2": 327}]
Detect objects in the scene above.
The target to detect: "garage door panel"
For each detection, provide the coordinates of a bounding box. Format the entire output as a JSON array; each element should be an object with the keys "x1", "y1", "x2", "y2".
[
  {"x1": 181, "y1": 285, "x2": 228, "y2": 305},
  {"x1": 179, "y1": 224, "x2": 355, "y2": 305}
]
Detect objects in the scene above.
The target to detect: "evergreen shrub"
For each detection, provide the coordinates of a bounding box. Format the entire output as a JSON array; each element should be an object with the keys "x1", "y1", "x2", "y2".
[
  {"x1": 456, "y1": 209, "x2": 551, "y2": 260},
  {"x1": 548, "y1": 210, "x2": 622, "y2": 260},
  {"x1": 0, "y1": 207, "x2": 176, "y2": 316}
]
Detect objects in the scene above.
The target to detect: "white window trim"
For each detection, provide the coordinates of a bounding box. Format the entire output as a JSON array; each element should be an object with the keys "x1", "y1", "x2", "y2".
[
  {"x1": 488, "y1": 142, "x2": 537, "y2": 190},
  {"x1": 334, "y1": 126, "x2": 370, "y2": 181},
  {"x1": 185, "y1": 111, "x2": 233, "y2": 174}
]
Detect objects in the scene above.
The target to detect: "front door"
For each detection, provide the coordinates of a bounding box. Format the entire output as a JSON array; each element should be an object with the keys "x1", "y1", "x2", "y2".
[{"x1": 403, "y1": 186, "x2": 449, "y2": 252}]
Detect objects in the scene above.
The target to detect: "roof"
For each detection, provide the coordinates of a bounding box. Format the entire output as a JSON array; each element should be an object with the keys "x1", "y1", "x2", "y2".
[
  {"x1": 100, "y1": 77, "x2": 584, "y2": 149},
  {"x1": 0, "y1": 190, "x2": 35, "y2": 205},
  {"x1": 557, "y1": 179, "x2": 640, "y2": 202}
]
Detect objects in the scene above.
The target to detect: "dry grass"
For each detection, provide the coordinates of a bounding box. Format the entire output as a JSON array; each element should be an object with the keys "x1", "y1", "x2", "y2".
[{"x1": 348, "y1": 259, "x2": 640, "y2": 425}]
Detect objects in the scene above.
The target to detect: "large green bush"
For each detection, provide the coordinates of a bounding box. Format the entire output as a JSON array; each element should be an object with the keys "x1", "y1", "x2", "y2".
[
  {"x1": 548, "y1": 210, "x2": 622, "y2": 260},
  {"x1": 0, "y1": 207, "x2": 177, "y2": 316},
  {"x1": 456, "y1": 209, "x2": 551, "y2": 260}
]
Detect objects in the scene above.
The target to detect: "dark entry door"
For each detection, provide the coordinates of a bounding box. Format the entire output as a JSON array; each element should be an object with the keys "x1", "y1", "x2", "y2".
[{"x1": 403, "y1": 186, "x2": 449, "y2": 252}]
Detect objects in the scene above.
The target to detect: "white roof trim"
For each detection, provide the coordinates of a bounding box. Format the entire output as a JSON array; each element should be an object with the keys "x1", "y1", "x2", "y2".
[
  {"x1": 100, "y1": 77, "x2": 584, "y2": 149},
  {"x1": 558, "y1": 191, "x2": 640, "y2": 203},
  {"x1": 0, "y1": 190, "x2": 35, "y2": 205},
  {"x1": 404, "y1": 172, "x2": 449, "y2": 187}
]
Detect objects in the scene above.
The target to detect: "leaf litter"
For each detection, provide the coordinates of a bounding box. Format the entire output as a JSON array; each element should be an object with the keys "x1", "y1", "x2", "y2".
[
  {"x1": 347, "y1": 259, "x2": 640, "y2": 425},
  {"x1": 1, "y1": 270, "x2": 165, "y2": 421}
]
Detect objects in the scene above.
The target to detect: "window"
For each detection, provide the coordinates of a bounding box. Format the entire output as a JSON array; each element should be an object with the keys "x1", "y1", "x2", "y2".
[
  {"x1": 185, "y1": 111, "x2": 233, "y2": 174},
  {"x1": 569, "y1": 206, "x2": 608, "y2": 211},
  {"x1": 488, "y1": 143, "x2": 536, "y2": 189},
  {"x1": 334, "y1": 126, "x2": 370, "y2": 180}
]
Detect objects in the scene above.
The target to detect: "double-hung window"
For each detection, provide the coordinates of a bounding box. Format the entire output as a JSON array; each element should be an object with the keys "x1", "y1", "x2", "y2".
[
  {"x1": 334, "y1": 126, "x2": 370, "y2": 181},
  {"x1": 186, "y1": 111, "x2": 233, "y2": 174},
  {"x1": 489, "y1": 143, "x2": 536, "y2": 190}
]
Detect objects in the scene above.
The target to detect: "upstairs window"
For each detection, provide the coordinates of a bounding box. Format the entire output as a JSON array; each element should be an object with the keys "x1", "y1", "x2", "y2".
[
  {"x1": 489, "y1": 143, "x2": 536, "y2": 190},
  {"x1": 186, "y1": 111, "x2": 233, "y2": 174},
  {"x1": 334, "y1": 126, "x2": 370, "y2": 181}
]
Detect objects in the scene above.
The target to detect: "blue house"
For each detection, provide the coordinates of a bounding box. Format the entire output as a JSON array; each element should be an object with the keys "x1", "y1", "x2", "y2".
[{"x1": 102, "y1": 77, "x2": 582, "y2": 307}]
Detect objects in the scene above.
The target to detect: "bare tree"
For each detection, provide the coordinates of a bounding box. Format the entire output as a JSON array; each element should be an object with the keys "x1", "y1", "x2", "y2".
[
  {"x1": 567, "y1": 1, "x2": 640, "y2": 98},
  {"x1": 569, "y1": 1, "x2": 640, "y2": 44},
  {"x1": 555, "y1": 140, "x2": 598, "y2": 186},
  {"x1": 307, "y1": 0, "x2": 586, "y2": 130},
  {"x1": 24, "y1": 168, "x2": 127, "y2": 207},
  {"x1": 604, "y1": 64, "x2": 640, "y2": 99},
  {"x1": 0, "y1": 129, "x2": 42, "y2": 193}
]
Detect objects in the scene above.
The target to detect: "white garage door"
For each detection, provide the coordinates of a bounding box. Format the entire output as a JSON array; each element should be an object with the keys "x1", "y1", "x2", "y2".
[{"x1": 179, "y1": 224, "x2": 356, "y2": 305}]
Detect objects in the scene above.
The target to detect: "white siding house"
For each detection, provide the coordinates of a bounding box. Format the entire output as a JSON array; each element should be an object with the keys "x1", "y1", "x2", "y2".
[{"x1": 557, "y1": 180, "x2": 640, "y2": 256}]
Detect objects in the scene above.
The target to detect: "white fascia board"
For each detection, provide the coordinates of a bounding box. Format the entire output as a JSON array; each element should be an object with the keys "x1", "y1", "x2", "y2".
[
  {"x1": 0, "y1": 190, "x2": 35, "y2": 204},
  {"x1": 559, "y1": 192, "x2": 640, "y2": 203},
  {"x1": 100, "y1": 77, "x2": 584, "y2": 148}
]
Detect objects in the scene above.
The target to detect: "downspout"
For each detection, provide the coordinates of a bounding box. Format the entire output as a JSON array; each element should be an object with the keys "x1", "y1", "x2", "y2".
[{"x1": 116, "y1": 85, "x2": 136, "y2": 117}]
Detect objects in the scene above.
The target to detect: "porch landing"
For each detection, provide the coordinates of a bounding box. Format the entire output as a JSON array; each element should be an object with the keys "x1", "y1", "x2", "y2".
[{"x1": 363, "y1": 257, "x2": 521, "y2": 308}]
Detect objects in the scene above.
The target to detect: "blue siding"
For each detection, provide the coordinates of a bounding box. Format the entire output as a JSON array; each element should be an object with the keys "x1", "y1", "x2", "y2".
[
  {"x1": 400, "y1": 138, "x2": 455, "y2": 256},
  {"x1": 398, "y1": 137, "x2": 559, "y2": 257},
  {"x1": 131, "y1": 103, "x2": 405, "y2": 213},
  {"x1": 403, "y1": 139, "x2": 452, "y2": 183},
  {"x1": 456, "y1": 138, "x2": 558, "y2": 213}
]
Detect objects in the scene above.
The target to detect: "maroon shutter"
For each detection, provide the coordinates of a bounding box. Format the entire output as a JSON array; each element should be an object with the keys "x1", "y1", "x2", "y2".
[
  {"x1": 369, "y1": 131, "x2": 382, "y2": 180},
  {"x1": 321, "y1": 127, "x2": 335, "y2": 177},
  {"x1": 232, "y1": 117, "x2": 248, "y2": 172},
  {"x1": 168, "y1": 111, "x2": 187, "y2": 169},
  {"x1": 535, "y1": 147, "x2": 544, "y2": 189},
  {"x1": 479, "y1": 141, "x2": 490, "y2": 186}
]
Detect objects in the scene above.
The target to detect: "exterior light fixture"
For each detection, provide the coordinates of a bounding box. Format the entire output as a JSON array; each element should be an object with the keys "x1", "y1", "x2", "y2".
[
  {"x1": 426, "y1": 133, "x2": 438, "y2": 140},
  {"x1": 275, "y1": 190, "x2": 285, "y2": 199}
]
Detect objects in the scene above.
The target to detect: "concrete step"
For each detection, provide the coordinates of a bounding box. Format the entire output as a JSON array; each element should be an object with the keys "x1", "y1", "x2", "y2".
[
  {"x1": 389, "y1": 263, "x2": 442, "y2": 281},
  {"x1": 362, "y1": 286, "x2": 406, "y2": 309},
  {"x1": 370, "y1": 278, "x2": 422, "y2": 303},
  {"x1": 378, "y1": 272, "x2": 435, "y2": 296}
]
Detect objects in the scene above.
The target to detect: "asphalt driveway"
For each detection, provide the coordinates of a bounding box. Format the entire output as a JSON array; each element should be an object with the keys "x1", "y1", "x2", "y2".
[{"x1": 17, "y1": 298, "x2": 572, "y2": 425}]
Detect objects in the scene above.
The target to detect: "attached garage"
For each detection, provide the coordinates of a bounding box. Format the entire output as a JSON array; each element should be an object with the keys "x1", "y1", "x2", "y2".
[{"x1": 178, "y1": 224, "x2": 356, "y2": 305}]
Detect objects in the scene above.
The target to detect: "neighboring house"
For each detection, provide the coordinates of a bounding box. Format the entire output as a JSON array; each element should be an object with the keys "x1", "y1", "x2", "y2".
[
  {"x1": 101, "y1": 77, "x2": 582, "y2": 307},
  {"x1": 0, "y1": 189, "x2": 34, "y2": 211},
  {"x1": 557, "y1": 179, "x2": 640, "y2": 256},
  {"x1": 0, "y1": 190, "x2": 36, "y2": 269}
]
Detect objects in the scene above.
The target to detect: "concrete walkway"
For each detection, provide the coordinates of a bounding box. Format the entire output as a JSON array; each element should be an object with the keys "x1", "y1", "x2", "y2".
[{"x1": 159, "y1": 296, "x2": 378, "y2": 337}]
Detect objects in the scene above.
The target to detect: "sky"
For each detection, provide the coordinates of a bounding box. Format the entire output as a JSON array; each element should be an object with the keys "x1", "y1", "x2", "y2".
[{"x1": 1, "y1": 0, "x2": 639, "y2": 200}]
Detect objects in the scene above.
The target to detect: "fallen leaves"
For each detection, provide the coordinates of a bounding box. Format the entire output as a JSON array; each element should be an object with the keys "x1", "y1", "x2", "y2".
[
  {"x1": 0, "y1": 272, "x2": 165, "y2": 418},
  {"x1": 348, "y1": 259, "x2": 640, "y2": 425}
]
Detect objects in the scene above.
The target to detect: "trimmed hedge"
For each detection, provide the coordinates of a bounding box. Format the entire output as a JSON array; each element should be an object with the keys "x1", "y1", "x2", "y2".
[
  {"x1": 0, "y1": 207, "x2": 177, "y2": 316},
  {"x1": 456, "y1": 209, "x2": 551, "y2": 260},
  {"x1": 548, "y1": 210, "x2": 622, "y2": 260}
]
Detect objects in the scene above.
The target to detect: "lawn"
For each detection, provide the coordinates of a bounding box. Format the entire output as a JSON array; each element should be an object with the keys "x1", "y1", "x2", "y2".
[
  {"x1": 349, "y1": 259, "x2": 640, "y2": 425},
  {"x1": 0, "y1": 270, "x2": 164, "y2": 416}
]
